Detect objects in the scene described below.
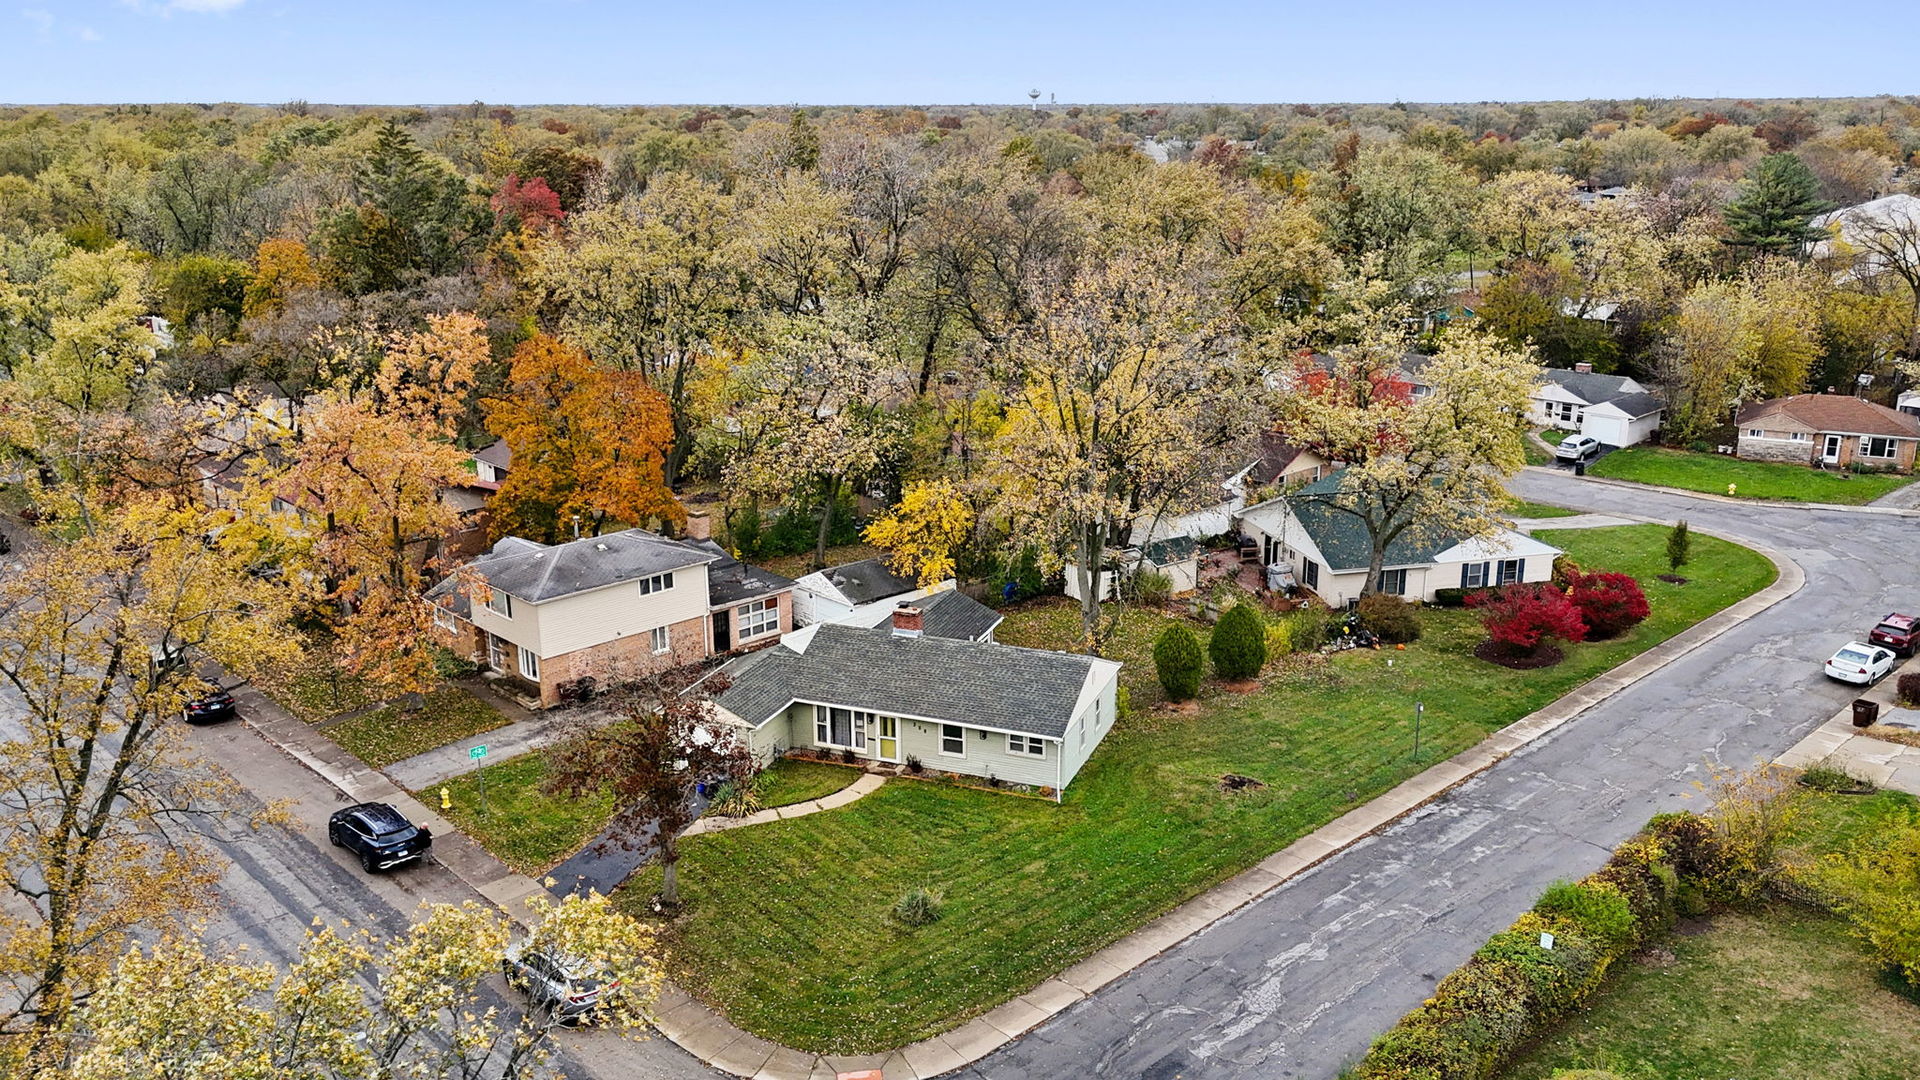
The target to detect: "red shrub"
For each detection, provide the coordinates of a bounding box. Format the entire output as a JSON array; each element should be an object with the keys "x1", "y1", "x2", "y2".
[
  {"x1": 1566, "y1": 570, "x2": 1650, "y2": 639},
  {"x1": 1469, "y1": 584, "x2": 1588, "y2": 655}
]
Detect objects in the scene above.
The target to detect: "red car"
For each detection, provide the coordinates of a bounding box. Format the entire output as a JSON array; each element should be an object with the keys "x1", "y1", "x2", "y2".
[{"x1": 1868, "y1": 613, "x2": 1919, "y2": 658}]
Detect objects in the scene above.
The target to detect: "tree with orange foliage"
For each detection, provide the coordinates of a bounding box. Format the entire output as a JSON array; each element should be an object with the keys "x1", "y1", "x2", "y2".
[
  {"x1": 484, "y1": 334, "x2": 682, "y2": 544},
  {"x1": 242, "y1": 237, "x2": 324, "y2": 318},
  {"x1": 275, "y1": 313, "x2": 485, "y2": 695}
]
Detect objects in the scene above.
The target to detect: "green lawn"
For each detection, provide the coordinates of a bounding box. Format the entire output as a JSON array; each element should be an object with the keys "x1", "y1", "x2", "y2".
[
  {"x1": 435, "y1": 754, "x2": 863, "y2": 875},
  {"x1": 326, "y1": 686, "x2": 513, "y2": 768},
  {"x1": 434, "y1": 750, "x2": 615, "y2": 876},
  {"x1": 1505, "y1": 790, "x2": 1920, "y2": 1080},
  {"x1": 1590, "y1": 446, "x2": 1917, "y2": 505},
  {"x1": 755, "y1": 759, "x2": 862, "y2": 809},
  {"x1": 1538, "y1": 428, "x2": 1572, "y2": 446},
  {"x1": 621, "y1": 526, "x2": 1777, "y2": 1053}
]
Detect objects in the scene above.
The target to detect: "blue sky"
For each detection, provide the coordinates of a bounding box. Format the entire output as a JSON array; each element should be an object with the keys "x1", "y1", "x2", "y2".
[{"x1": 7, "y1": 0, "x2": 1909, "y2": 106}]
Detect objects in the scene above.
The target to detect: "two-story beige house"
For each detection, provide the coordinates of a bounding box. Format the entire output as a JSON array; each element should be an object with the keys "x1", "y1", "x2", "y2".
[{"x1": 429, "y1": 529, "x2": 795, "y2": 706}]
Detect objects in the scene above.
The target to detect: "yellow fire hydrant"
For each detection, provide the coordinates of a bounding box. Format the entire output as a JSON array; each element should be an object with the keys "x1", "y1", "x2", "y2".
[
  {"x1": 440, "y1": 787, "x2": 451, "y2": 811},
  {"x1": 1727, "y1": 483, "x2": 1737, "y2": 497}
]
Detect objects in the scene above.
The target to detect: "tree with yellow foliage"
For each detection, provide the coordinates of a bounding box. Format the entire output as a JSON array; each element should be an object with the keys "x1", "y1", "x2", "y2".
[
  {"x1": 863, "y1": 479, "x2": 974, "y2": 588},
  {"x1": 0, "y1": 494, "x2": 297, "y2": 1069}
]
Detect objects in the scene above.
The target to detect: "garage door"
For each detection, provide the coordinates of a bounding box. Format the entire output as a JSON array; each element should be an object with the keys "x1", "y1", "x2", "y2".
[{"x1": 1583, "y1": 415, "x2": 1627, "y2": 446}]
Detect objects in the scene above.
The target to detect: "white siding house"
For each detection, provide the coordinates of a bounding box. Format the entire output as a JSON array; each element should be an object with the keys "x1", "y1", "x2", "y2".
[
  {"x1": 1529, "y1": 366, "x2": 1665, "y2": 448},
  {"x1": 1237, "y1": 477, "x2": 1561, "y2": 608},
  {"x1": 715, "y1": 608, "x2": 1122, "y2": 799}
]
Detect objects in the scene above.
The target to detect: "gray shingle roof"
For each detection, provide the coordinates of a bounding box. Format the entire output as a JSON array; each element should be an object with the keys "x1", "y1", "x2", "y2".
[
  {"x1": 714, "y1": 624, "x2": 1099, "y2": 739},
  {"x1": 1596, "y1": 391, "x2": 1664, "y2": 419},
  {"x1": 473, "y1": 439, "x2": 512, "y2": 469},
  {"x1": 1283, "y1": 473, "x2": 1457, "y2": 573},
  {"x1": 1540, "y1": 368, "x2": 1648, "y2": 408},
  {"x1": 915, "y1": 590, "x2": 1003, "y2": 642},
  {"x1": 817, "y1": 558, "x2": 918, "y2": 605},
  {"x1": 688, "y1": 539, "x2": 796, "y2": 607},
  {"x1": 465, "y1": 529, "x2": 719, "y2": 603}
]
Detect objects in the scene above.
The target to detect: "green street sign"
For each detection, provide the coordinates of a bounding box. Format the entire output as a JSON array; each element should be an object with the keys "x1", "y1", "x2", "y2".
[{"x1": 469, "y1": 745, "x2": 488, "y2": 761}]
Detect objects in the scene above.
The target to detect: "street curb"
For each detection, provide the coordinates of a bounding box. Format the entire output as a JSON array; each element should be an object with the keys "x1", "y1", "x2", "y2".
[
  {"x1": 1775, "y1": 654, "x2": 1920, "y2": 779},
  {"x1": 228, "y1": 536, "x2": 1803, "y2": 1080},
  {"x1": 1523, "y1": 465, "x2": 1920, "y2": 517},
  {"x1": 654, "y1": 530, "x2": 1807, "y2": 1080}
]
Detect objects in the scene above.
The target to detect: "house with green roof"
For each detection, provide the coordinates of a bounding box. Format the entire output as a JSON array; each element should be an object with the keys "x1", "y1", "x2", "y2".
[{"x1": 1236, "y1": 475, "x2": 1560, "y2": 608}]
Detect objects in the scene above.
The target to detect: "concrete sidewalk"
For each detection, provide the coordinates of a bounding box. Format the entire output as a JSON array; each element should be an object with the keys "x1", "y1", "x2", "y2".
[
  {"x1": 1510, "y1": 512, "x2": 1641, "y2": 531},
  {"x1": 385, "y1": 706, "x2": 573, "y2": 790},
  {"x1": 225, "y1": 678, "x2": 553, "y2": 926},
  {"x1": 1776, "y1": 658, "x2": 1920, "y2": 794}
]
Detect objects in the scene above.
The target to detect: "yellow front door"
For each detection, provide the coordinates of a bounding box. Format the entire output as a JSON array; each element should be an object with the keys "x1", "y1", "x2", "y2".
[{"x1": 877, "y1": 716, "x2": 899, "y2": 762}]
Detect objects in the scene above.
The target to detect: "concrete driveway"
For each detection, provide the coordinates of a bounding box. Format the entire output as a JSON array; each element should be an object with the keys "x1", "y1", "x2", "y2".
[{"x1": 964, "y1": 471, "x2": 1914, "y2": 1079}]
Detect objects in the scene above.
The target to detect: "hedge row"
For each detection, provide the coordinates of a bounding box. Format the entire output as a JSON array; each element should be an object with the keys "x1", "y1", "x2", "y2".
[{"x1": 1351, "y1": 813, "x2": 1720, "y2": 1080}]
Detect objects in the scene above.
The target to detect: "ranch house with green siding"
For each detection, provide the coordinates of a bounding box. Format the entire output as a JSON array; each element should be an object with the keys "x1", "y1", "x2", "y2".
[{"x1": 710, "y1": 605, "x2": 1122, "y2": 799}]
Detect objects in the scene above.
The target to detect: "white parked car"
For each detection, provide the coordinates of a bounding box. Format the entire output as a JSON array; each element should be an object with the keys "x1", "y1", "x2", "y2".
[
  {"x1": 1824, "y1": 642, "x2": 1897, "y2": 685},
  {"x1": 1555, "y1": 435, "x2": 1601, "y2": 462}
]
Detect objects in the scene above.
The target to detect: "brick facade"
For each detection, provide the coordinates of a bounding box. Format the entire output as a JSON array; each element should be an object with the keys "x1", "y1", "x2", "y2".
[
  {"x1": 713, "y1": 591, "x2": 794, "y2": 654},
  {"x1": 1737, "y1": 431, "x2": 1917, "y2": 471},
  {"x1": 528, "y1": 612, "x2": 710, "y2": 706}
]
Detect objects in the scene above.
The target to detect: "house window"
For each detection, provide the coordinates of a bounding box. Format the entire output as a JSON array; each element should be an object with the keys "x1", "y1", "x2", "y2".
[
  {"x1": 1864, "y1": 436, "x2": 1897, "y2": 459},
  {"x1": 1747, "y1": 428, "x2": 1763, "y2": 438},
  {"x1": 484, "y1": 590, "x2": 512, "y2": 618},
  {"x1": 650, "y1": 626, "x2": 670, "y2": 655},
  {"x1": 1008, "y1": 733, "x2": 1046, "y2": 757},
  {"x1": 1496, "y1": 559, "x2": 1524, "y2": 585},
  {"x1": 1461, "y1": 562, "x2": 1489, "y2": 589},
  {"x1": 1789, "y1": 432, "x2": 1808, "y2": 442},
  {"x1": 432, "y1": 606, "x2": 457, "y2": 632},
  {"x1": 1376, "y1": 568, "x2": 1408, "y2": 596},
  {"x1": 1301, "y1": 560, "x2": 1320, "y2": 589},
  {"x1": 517, "y1": 647, "x2": 540, "y2": 681},
  {"x1": 815, "y1": 707, "x2": 868, "y2": 750},
  {"x1": 736, "y1": 597, "x2": 778, "y2": 640},
  {"x1": 940, "y1": 724, "x2": 965, "y2": 756},
  {"x1": 638, "y1": 572, "x2": 674, "y2": 595}
]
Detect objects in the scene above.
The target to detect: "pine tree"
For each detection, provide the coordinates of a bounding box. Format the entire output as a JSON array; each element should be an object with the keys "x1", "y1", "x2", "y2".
[
  {"x1": 1667, "y1": 520, "x2": 1691, "y2": 573},
  {"x1": 1723, "y1": 154, "x2": 1833, "y2": 256},
  {"x1": 785, "y1": 109, "x2": 820, "y2": 171},
  {"x1": 1153, "y1": 624, "x2": 1205, "y2": 701}
]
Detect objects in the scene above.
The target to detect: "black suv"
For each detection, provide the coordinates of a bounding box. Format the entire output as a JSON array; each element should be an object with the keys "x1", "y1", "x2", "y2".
[{"x1": 327, "y1": 802, "x2": 432, "y2": 873}]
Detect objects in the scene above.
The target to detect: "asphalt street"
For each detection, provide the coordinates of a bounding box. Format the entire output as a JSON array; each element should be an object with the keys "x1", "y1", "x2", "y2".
[
  {"x1": 179, "y1": 708, "x2": 728, "y2": 1080},
  {"x1": 965, "y1": 471, "x2": 1915, "y2": 1079}
]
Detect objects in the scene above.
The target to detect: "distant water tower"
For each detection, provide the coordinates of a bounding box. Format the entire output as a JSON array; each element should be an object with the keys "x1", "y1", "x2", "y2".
[{"x1": 1028, "y1": 89, "x2": 1040, "y2": 111}]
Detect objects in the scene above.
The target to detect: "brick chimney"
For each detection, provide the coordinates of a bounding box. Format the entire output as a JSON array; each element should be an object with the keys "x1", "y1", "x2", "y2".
[
  {"x1": 685, "y1": 511, "x2": 711, "y2": 540},
  {"x1": 1573, "y1": 362, "x2": 1593, "y2": 373},
  {"x1": 891, "y1": 604, "x2": 924, "y2": 638}
]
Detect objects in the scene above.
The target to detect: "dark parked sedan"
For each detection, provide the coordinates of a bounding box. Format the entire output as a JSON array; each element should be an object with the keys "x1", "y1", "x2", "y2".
[
  {"x1": 327, "y1": 802, "x2": 433, "y2": 873},
  {"x1": 184, "y1": 687, "x2": 237, "y2": 724}
]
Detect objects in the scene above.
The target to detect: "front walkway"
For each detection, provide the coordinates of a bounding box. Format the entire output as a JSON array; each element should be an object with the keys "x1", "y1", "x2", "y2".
[
  {"x1": 382, "y1": 679, "x2": 581, "y2": 790},
  {"x1": 547, "y1": 773, "x2": 889, "y2": 898},
  {"x1": 1509, "y1": 512, "x2": 1641, "y2": 531}
]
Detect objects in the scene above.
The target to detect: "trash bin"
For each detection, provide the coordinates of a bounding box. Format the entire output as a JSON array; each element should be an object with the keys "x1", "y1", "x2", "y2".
[
  {"x1": 1573, "y1": 461, "x2": 1587, "y2": 477},
  {"x1": 1853, "y1": 698, "x2": 1880, "y2": 728}
]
